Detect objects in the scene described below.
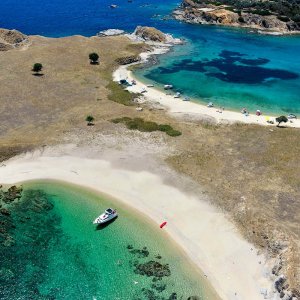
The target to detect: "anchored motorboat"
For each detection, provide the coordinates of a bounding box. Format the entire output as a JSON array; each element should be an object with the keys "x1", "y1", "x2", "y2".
[
  {"x1": 93, "y1": 208, "x2": 118, "y2": 224},
  {"x1": 164, "y1": 84, "x2": 173, "y2": 90}
]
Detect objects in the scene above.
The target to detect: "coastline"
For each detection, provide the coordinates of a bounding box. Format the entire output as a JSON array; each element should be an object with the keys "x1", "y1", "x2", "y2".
[
  {"x1": 0, "y1": 145, "x2": 280, "y2": 300},
  {"x1": 21, "y1": 179, "x2": 219, "y2": 299},
  {"x1": 113, "y1": 42, "x2": 300, "y2": 128}
]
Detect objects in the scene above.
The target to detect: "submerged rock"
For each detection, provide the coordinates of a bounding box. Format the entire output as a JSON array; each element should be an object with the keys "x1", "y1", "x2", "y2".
[
  {"x1": 0, "y1": 208, "x2": 10, "y2": 216},
  {"x1": 128, "y1": 246, "x2": 150, "y2": 258},
  {"x1": 169, "y1": 292, "x2": 177, "y2": 299},
  {"x1": 1, "y1": 185, "x2": 23, "y2": 203},
  {"x1": 134, "y1": 260, "x2": 171, "y2": 278},
  {"x1": 151, "y1": 282, "x2": 166, "y2": 292}
]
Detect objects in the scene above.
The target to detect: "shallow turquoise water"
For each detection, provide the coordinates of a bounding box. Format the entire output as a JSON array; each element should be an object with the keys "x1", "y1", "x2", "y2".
[
  {"x1": 0, "y1": 180, "x2": 219, "y2": 299},
  {"x1": 135, "y1": 27, "x2": 300, "y2": 115}
]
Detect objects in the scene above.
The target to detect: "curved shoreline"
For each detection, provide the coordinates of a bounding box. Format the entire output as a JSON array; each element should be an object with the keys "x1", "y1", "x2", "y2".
[
  {"x1": 22, "y1": 179, "x2": 219, "y2": 299},
  {"x1": 113, "y1": 41, "x2": 300, "y2": 128},
  {"x1": 0, "y1": 146, "x2": 280, "y2": 300}
]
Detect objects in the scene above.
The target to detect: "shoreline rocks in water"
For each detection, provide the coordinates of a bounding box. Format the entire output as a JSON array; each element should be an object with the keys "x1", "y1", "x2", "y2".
[
  {"x1": 127, "y1": 26, "x2": 184, "y2": 45},
  {"x1": 0, "y1": 29, "x2": 29, "y2": 51},
  {"x1": 134, "y1": 260, "x2": 171, "y2": 278},
  {"x1": 173, "y1": 0, "x2": 300, "y2": 34},
  {"x1": 0, "y1": 185, "x2": 23, "y2": 203}
]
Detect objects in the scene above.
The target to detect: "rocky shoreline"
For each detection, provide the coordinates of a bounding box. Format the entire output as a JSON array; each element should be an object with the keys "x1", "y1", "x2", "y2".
[
  {"x1": 0, "y1": 29, "x2": 30, "y2": 51},
  {"x1": 173, "y1": 0, "x2": 300, "y2": 34}
]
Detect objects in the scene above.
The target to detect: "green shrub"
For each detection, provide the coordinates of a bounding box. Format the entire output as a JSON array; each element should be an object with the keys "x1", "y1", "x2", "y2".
[
  {"x1": 111, "y1": 117, "x2": 132, "y2": 124},
  {"x1": 251, "y1": 9, "x2": 272, "y2": 16},
  {"x1": 89, "y1": 52, "x2": 99, "y2": 64},
  {"x1": 106, "y1": 81, "x2": 137, "y2": 106},
  {"x1": 166, "y1": 129, "x2": 182, "y2": 137},
  {"x1": 85, "y1": 115, "x2": 95, "y2": 126},
  {"x1": 158, "y1": 124, "x2": 173, "y2": 132},
  {"x1": 127, "y1": 120, "x2": 139, "y2": 130},
  {"x1": 140, "y1": 121, "x2": 159, "y2": 132},
  {"x1": 32, "y1": 63, "x2": 43, "y2": 74},
  {"x1": 111, "y1": 117, "x2": 182, "y2": 137},
  {"x1": 238, "y1": 16, "x2": 245, "y2": 23},
  {"x1": 277, "y1": 15, "x2": 290, "y2": 22}
]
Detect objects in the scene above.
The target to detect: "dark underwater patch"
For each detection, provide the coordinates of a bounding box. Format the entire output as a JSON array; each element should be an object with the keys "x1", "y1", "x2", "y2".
[
  {"x1": 153, "y1": 50, "x2": 298, "y2": 84},
  {"x1": 0, "y1": 188, "x2": 99, "y2": 299}
]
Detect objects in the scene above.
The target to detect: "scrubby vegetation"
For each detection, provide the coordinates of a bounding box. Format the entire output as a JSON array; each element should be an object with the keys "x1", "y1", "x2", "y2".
[
  {"x1": 106, "y1": 81, "x2": 139, "y2": 106},
  {"x1": 111, "y1": 117, "x2": 182, "y2": 137},
  {"x1": 193, "y1": 0, "x2": 300, "y2": 22}
]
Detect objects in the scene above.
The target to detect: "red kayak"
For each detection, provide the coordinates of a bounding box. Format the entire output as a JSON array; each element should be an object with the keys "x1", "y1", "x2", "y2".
[{"x1": 160, "y1": 221, "x2": 167, "y2": 228}]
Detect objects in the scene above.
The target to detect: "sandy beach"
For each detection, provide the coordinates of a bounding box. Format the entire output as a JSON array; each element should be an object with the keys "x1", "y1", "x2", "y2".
[
  {"x1": 113, "y1": 44, "x2": 300, "y2": 129},
  {"x1": 0, "y1": 141, "x2": 280, "y2": 300}
]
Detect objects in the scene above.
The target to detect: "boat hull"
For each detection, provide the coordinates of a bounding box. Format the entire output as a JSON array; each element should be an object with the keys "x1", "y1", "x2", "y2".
[{"x1": 93, "y1": 213, "x2": 118, "y2": 224}]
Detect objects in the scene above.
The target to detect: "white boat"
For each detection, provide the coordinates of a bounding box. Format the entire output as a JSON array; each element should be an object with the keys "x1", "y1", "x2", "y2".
[
  {"x1": 93, "y1": 208, "x2": 118, "y2": 224},
  {"x1": 207, "y1": 102, "x2": 214, "y2": 107},
  {"x1": 164, "y1": 84, "x2": 173, "y2": 90},
  {"x1": 183, "y1": 96, "x2": 190, "y2": 101},
  {"x1": 110, "y1": 4, "x2": 118, "y2": 8},
  {"x1": 174, "y1": 92, "x2": 181, "y2": 98},
  {"x1": 146, "y1": 84, "x2": 154, "y2": 87}
]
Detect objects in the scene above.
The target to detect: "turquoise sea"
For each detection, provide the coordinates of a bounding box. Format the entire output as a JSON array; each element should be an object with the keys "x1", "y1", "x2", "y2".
[
  {"x1": 135, "y1": 28, "x2": 300, "y2": 115},
  {"x1": 1, "y1": 1, "x2": 300, "y2": 297},
  {"x1": 0, "y1": 181, "x2": 219, "y2": 299},
  {"x1": 1, "y1": 0, "x2": 300, "y2": 114}
]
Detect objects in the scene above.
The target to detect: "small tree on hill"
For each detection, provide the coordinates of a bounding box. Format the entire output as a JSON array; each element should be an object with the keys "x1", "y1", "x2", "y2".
[
  {"x1": 275, "y1": 115, "x2": 288, "y2": 127},
  {"x1": 86, "y1": 115, "x2": 95, "y2": 126},
  {"x1": 89, "y1": 53, "x2": 99, "y2": 64},
  {"x1": 32, "y1": 63, "x2": 43, "y2": 75}
]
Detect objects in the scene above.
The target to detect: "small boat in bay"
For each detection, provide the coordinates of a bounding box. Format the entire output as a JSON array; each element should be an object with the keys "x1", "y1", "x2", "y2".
[
  {"x1": 93, "y1": 208, "x2": 118, "y2": 224},
  {"x1": 164, "y1": 84, "x2": 173, "y2": 90},
  {"x1": 110, "y1": 4, "x2": 118, "y2": 8}
]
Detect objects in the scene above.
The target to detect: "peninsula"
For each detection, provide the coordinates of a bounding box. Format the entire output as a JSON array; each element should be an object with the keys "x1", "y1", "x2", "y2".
[
  {"x1": 0, "y1": 27, "x2": 299, "y2": 300},
  {"x1": 174, "y1": 0, "x2": 300, "y2": 34}
]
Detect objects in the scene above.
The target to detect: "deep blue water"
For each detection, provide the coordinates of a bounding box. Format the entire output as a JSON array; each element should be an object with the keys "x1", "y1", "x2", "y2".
[
  {"x1": 1, "y1": 0, "x2": 300, "y2": 113},
  {"x1": 0, "y1": 0, "x2": 180, "y2": 37}
]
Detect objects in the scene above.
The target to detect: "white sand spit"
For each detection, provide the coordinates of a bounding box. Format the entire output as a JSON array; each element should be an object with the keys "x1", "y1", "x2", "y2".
[{"x1": 0, "y1": 147, "x2": 280, "y2": 300}]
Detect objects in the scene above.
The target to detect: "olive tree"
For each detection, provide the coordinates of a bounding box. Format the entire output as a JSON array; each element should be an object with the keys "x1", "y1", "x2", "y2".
[
  {"x1": 89, "y1": 53, "x2": 99, "y2": 64},
  {"x1": 275, "y1": 115, "x2": 288, "y2": 127}
]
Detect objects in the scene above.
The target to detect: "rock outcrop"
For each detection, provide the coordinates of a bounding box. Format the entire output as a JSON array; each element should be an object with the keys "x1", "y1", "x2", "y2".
[
  {"x1": 115, "y1": 55, "x2": 141, "y2": 65},
  {"x1": 134, "y1": 26, "x2": 167, "y2": 42},
  {"x1": 0, "y1": 29, "x2": 29, "y2": 51},
  {"x1": 128, "y1": 26, "x2": 183, "y2": 44},
  {"x1": 173, "y1": 0, "x2": 300, "y2": 34}
]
